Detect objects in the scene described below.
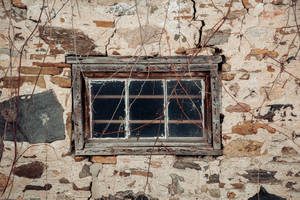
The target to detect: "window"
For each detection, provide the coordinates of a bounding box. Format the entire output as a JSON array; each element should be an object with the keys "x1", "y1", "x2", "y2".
[{"x1": 67, "y1": 56, "x2": 222, "y2": 155}]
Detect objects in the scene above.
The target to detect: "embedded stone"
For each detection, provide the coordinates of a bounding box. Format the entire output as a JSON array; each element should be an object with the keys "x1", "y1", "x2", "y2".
[
  {"x1": 59, "y1": 177, "x2": 70, "y2": 184},
  {"x1": 50, "y1": 76, "x2": 71, "y2": 88},
  {"x1": 175, "y1": 47, "x2": 186, "y2": 55},
  {"x1": 173, "y1": 160, "x2": 201, "y2": 170},
  {"x1": 222, "y1": 73, "x2": 236, "y2": 81},
  {"x1": 223, "y1": 139, "x2": 263, "y2": 157},
  {"x1": 72, "y1": 183, "x2": 90, "y2": 191},
  {"x1": 11, "y1": 0, "x2": 27, "y2": 9},
  {"x1": 20, "y1": 66, "x2": 63, "y2": 75},
  {"x1": 245, "y1": 48, "x2": 279, "y2": 61},
  {"x1": 32, "y1": 62, "x2": 70, "y2": 68},
  {"x1": 232, "y1": 120, "x2": 276, "y2": 135},
  {"x1": 93, "y1": 20, "x2": 114, "y2": 28},
  {"x1": 231, "y1": 183, "x2": 244, "y2": 189},
  {"x1": 23, "y1": 184, "x2": 52, "y2": 192},
  {"x1": 226, "y1": 102, "x2": 251, "y2": 113},
  {"x1": 0, "y1": 76, "x2": 46, "y2": 88},
  {"x1": 240, "y1": 73, "x2": 250, "y2": 80},
  {"x1": 281, "y1": 146, "x2": 298, "y2": 156},
  {"x1": 241, "y1": 170, "x2": 281, "y2": 184},
  {"x1": 13, "y1": 161, "x2": 46, "y2": 179},
  {"x1": 39, "y1": 26, "x2": 97, "y2": 55},
  {"x1": 168, "y1": 174, "x2": 184, "y2": 195},
  {"x1": 227, "y1": 192, "x2": 236, "y2": 199},
  {"x1": 91, "y1": 156, "x2": 117, "y2": 164},
  {"x1": 207, "y1": 174, "x2": 220, "y2": 184},
  {"x1": 79, "y1": 164, "x2": 92, "y2": 178},
  {"x1": 222, "y1": 63, "x2": 231, "y2": 72},
  {"x1": 0, "y1": 90, "x2": 65, "y2": 143},
  {"x1": 248, "y1": 186, "x2": 286, "y2": 200},
  {"x1": 131, "y1": 170, "x2": 153, "y2": 177}
]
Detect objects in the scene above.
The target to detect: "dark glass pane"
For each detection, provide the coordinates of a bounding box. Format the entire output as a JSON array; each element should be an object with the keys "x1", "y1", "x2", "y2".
[
  {"x1": 91, "y1": 81, "x2": 124, "y2": 95},
  {"x1": 167, "y1": 80, "x2": 203, "y2": 95},
  {"x1": 169, "y1": 124, "x2": 203, "y2": 137},
  {"x1": 129, "y1": 99, "x2": 164, "y2": 120},
  {"x1": 93, "y1": 99, "x2": 125, "y2": 120},
  {"x1": 168, "y1": 98, "x2": 203, "y2": 120},
  {"x1": 129, "y1": 80, "x2": 163, "y2": 95},
  {"x1": 93, "y1": 123, "x2": 125, "y2": 138},
  {"x1": 130, "y1": 123, "x2": 164, "y2": 138}
]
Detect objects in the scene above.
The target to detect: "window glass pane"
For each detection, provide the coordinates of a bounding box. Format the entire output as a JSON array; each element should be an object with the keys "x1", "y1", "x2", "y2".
[
  {"x1": 91, "y1": 80, "x2": 125, "y2": 138},
  {"x1": 93, "y1": 123, "x2": 125, "y2": 138},
  {"x1": 168, "y1": 98, "x2": 203, "y2": 120},
  {"x1": 167, "y1": 80, "x2": 204, "y2": 137},
  {"x1": 91, "y1": 81, "x2": 124, "y2": 95},
  {"x1": 167, "y1": 80, "x2": 203, "y2": 95},
  {"x1": 130, "y1": 123, "x2": 164, "y2": 138},
  {"x1": 169, "y1": 124, "x2": 203, "y2": 137},
  {"x1": 129, "y1": 99, "x2": 164, "y2": 120},
  {"x1": 129, "y1": 80, "x2": 163, "y2": 95},
  {"x1": 92, "y1": 98, "x2": 125, "y2": 120}
]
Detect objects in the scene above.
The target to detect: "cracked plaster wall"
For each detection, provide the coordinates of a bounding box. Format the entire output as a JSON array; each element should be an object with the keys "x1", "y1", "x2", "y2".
[{"x1": 0, "y1": 0, "x2": 300, "y2": 199}]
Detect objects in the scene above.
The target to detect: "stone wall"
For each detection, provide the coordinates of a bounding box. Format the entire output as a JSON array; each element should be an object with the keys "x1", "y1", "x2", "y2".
[{"x1": 0, "y1": 0, "x2": 300, "y2": 199}]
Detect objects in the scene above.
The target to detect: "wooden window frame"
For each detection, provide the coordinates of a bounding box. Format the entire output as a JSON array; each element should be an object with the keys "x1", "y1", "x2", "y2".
[{"x1": 67, "y1": 56, "x2": 222, "y2": 155}]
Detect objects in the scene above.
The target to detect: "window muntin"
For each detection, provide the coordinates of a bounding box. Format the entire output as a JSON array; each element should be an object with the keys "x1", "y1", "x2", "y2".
[{"x1": 89, "y1": 78, "x2": 205, "y2": 139}]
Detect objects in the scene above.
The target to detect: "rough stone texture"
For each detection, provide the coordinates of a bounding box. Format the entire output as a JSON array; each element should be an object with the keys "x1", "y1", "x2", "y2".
[
  {"x1": 13, "y1": 161, "x2": 45, "y2": 179},
  {"x1": 223, "y1": 139, "x2": 264, "y2": 157},
  {"x1": 38, "y1": 26, "x2": 97, "y2": 55},
  {"x1": 0, "y1": 90, "x2": 65, "y2": 143},
  {"x1": 50, "y1": 76, "x2": 71, "y2": 88},
  {"x1": 248, "y1": 186, "x2": 286, "y2": 200},
  {"x1": 173, "y1": 160, "x2": 201, "y2": 170},
  {"x1": 0, "y1": 0, "x2": 300, "y2": 199},
  {"x1": 20, "y1": 66, "x2": 63, "y2": 75},
  {"x1": 0, "y1": 76, "x2": 46, "y2": 88},
  {"x1": 226, "y1": 102, "x2": 251, "y2": 113},
  {"x1": 241, "y1": 169, "x2": 281, "y2": 184},
  {"x1": 91, "y1": 156, "x2": 117, "y2": 164}
]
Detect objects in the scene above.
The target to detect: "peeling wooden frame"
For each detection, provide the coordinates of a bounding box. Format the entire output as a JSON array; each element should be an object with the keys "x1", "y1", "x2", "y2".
[{"x1": 67, "y1": 56, "x2": 222, "y2": 155}]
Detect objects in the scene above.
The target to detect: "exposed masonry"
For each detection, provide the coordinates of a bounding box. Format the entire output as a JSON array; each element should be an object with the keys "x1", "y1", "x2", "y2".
[{"x1": 0, "y1": 0, "x2": 300, "y2": 199}]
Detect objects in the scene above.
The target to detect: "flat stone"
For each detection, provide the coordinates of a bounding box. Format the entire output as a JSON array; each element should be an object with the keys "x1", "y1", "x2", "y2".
[
  {"x1": 0, "y1": 76, "x2": 46, "y2": 88},
  {"x1": 38, "y1": 26, "x2": 97, "y2": 55},
  {"x1": 173, "y1": 160, "x2": 201, "y2": 170},
  {"x1": 248, "y1": 186, "x2": 286, "y2": 200},
  {"x1": 222, "y1": 73, "x2": 236, "y2": 81},
  {"x1": 50, "y1": 76, "x2": 71, "y2": 88},
  {"x1": 0, "y1": 90, "x2": 65, "y2": 143},
  {"x1": 241, "y1": 169, "x2": 281, "y2": 184},
  {"x1": 91, "y1": 156, "x2": 117, "y2": 164},
  {"x1": 207, "y1": 174, "x2": 220, "y2": 184},
  {"x1": 20, "y1": 66, "x2": 63, "y2": 76},
  {"x1": 79, "y1": 164, "x2": 92, "y2": 178},
  {"x1": 168, "y1": 174, "x2": 184, "y2": 195},
  {"x1": 226, "y1": 102, "x2": 251, "y2": 113},
  {"x1": 223, "y1": 139, "x2": 263, "y2": 157},
  {"x1": 93, "y1": 20, "x2": 114, "y2": 28},
  {"x1": 13, "y1": 161, "x2": 45, "y2": 179}
]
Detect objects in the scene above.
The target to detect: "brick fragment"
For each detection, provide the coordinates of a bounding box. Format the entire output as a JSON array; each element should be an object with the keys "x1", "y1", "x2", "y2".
[{"x1": 91, "y1": 156, "x2": 117, "y2": 164}]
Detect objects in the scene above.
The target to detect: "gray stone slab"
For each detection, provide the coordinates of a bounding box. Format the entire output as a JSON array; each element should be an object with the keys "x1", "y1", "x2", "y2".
[{"x1": 0, "y1": 90, "x2": 65, "y2": 143}]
